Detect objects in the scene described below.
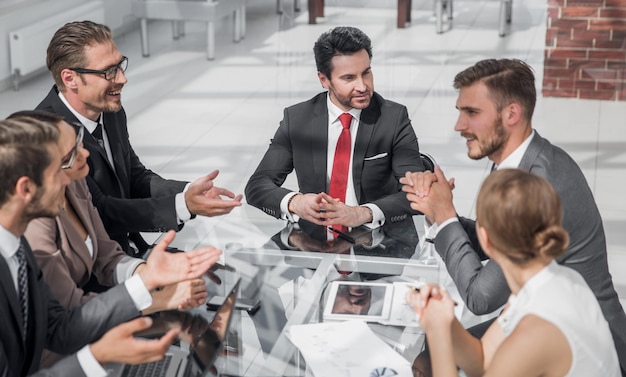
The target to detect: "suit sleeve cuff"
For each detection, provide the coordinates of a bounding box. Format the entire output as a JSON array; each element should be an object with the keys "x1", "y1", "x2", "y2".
[
  {"x1": 434, "y1": 217, "x2": 459, "y2": 237},
  {"x1": 114, "y1": 257, "x2": 145, "y2": 285},
  {"x1": 175, "y1": 183, "x2": 193, "y2": 224},
  {"x1": 125, "y1": 274, "x2": 153, "y2": 311},
  {"x1": 78, "y1": 345, "x2": 107, "y2": 377},
  {"x1": 361, "y1": 204, "x2": 384, "y2": 229},
  {"x1": 280, "y1": 192, "x2": 300, "y2": 222}
]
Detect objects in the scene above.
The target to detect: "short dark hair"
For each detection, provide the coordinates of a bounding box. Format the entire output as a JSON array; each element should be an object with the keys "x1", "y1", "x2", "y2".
[
  {"x1": 46, "y1": 20, "x2": 114, "y2": 90},
  {"x1": 453, "y1": 59, "x2": 536, "y2": 122},
  {"x1": 0, "y1": 118, "x2": 59, "y2": 206},
  {"x1": 476, "y1": 169, "x2": 569, "y2": 264},
  {"x1": 313, "y1": 26, "x2": 373, "y2": 79}
]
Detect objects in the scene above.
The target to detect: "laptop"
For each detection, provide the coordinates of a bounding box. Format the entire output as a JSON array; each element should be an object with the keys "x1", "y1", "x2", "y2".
[{"x1": 105, "y1": 279, "x2": 240, "y2": 377}]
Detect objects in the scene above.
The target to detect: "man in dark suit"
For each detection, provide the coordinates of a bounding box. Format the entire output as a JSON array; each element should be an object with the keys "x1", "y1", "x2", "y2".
[
  {"x1": 245, "y1": 26, "x2": 424, "y2": 230},
  {"x1": 401, "y1": 59, "x2": 626, "y2": 375},
  {"x1": 37, "y1": 21, "x2": 242, "y2": 257},
  {"x1": 0, "y1": 117, "x2": 221, "y2": 376}
]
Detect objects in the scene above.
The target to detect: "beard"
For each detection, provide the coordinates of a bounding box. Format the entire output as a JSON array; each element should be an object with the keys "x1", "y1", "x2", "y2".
[
  {"x1": 468, "y1": 115, "x2": 507, "y2": 160},
  {"x1": 23, "y1": 187, "x2": 61, "y2": 221}
]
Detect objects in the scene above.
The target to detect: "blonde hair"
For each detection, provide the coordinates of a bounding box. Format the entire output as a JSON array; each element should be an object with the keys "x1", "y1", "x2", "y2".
[{"x1": 476, "y1": 169, "x2": 569, "y2": 264}]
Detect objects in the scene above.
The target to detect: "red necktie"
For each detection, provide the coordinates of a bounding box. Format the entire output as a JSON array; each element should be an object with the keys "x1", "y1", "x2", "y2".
[
  {"x1": 329, "y1": 113, "x2": 352, "y2": 203},
  {"x1": 328, "y1": 113, "x2": 352, "y2": 234}
]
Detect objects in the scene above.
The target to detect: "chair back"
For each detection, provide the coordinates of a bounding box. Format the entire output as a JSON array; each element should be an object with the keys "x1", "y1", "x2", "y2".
[{"x1": 420, "y1": 152, "x2": 436, "y2": 173}]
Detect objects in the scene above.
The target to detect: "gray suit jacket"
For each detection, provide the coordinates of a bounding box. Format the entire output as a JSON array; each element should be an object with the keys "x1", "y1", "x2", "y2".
[
  {"x1": 0, "y1": 238, "x2": 139, "y2": 376},
  {"x1": 245, "y1": 92, "x2": 424, "y2": 222},
  {"x1": 435, "y1": 131, "x2": 626, "y2": 369}
]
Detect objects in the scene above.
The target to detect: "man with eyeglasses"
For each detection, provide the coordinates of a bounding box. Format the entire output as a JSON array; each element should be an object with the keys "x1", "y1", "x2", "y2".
[
  {"x1": 0, "y1": 116, "x2": 222, "y2": 377},
  {"x1": 36, "y1": 20, "x2": 243, "y2": 257}
]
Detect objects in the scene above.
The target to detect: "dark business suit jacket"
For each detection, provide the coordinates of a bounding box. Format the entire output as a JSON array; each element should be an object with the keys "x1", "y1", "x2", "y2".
[
  {"x1": 245, "y1": 92, "x2": 424, "y2": 222},
  {"x1": 25, "y1": 179, "x2": 132, "y2": 309},
  {"x1": 0, "y1": 237, "x2": 139, "y2": 377},
  {"x1": 435, "y1": 131, "x2": 626, "y2": 369},
  {"x1": 36, "y1": 86, "x2": 188, "y2": 256}
]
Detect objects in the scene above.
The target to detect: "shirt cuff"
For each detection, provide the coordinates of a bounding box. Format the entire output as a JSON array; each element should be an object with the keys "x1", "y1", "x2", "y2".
[
  {"x1": 434, "y1": 217, "x2": 459, "y2": 237},
  {"x1": 78, "y1": 345, "x2": 107, "y2": 377},
  {"x1": 280, "y1": 192, "x2": 300, "y2": 223},
  {"x1": 114, "y1": 257, "x2": 145, "y2": 285},
  {"x1": 360, "y1": 204, "x2": 384, "y2": 229},
  {"x1": 175, "y1": 183, "x2": 192, "y2": 224},
  {"x1": 125, "y1": 274, "x2": 153, "y2": 311}
]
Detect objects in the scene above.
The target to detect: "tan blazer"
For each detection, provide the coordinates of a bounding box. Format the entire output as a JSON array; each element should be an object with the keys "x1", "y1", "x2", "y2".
[{"x1": 24, "y1": 178, "x2": 138, "y2": 309}]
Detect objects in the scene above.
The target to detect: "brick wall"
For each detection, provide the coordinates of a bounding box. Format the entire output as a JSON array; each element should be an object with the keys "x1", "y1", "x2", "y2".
[{"x1": 543, "y1": 0, "x2": 626, "y2": 101}]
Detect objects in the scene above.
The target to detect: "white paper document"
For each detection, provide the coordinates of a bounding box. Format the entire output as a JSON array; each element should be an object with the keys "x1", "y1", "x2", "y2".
[{"x1": 287, "y1": 320, "x2": 413, "y2": 377}]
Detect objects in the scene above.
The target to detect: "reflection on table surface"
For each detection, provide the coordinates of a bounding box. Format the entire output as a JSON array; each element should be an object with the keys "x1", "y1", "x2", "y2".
[{"x1": 145, "y1": 205, "x2": 487, "y2": 376}]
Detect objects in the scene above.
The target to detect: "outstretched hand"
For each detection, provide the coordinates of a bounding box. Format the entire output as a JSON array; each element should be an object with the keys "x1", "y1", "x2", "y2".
[
  {"x1": 139, "y1": 231, "x2": 221, "y2": 291},
  {"x1": 185, "y1": 170, "x2": 243, "y2": 217},
  {"x1": 146, "y1": 278, "x2": 208, "y2": 314},
  {"x1": 90, "y1": 317, "x2": 180, "y2": 365}
]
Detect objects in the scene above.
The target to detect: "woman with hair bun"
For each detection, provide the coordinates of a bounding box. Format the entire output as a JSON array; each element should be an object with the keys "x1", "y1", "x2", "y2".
[{"x1": 407, "y1": 169, "x2": 619, "y2": 377}]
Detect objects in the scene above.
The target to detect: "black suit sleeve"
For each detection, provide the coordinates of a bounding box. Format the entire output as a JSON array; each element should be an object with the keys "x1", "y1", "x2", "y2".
[
  {"x1": 362, "y1": 104, "x2": 423, "y2": 220},
  {"x1": 86, "y1": 174, "x2": 185, "y2": 234},
  {"x1": 245, "y1": 108, "x2": 296, "y2": 218},
  {"x1": 86, "y1": 110, "x2": 188, "y2": 234}
]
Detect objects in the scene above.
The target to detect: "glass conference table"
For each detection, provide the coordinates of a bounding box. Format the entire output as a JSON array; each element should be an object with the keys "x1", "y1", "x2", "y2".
[{"x1": 148, "y1": 205, "x2": 489, "y2": 376}]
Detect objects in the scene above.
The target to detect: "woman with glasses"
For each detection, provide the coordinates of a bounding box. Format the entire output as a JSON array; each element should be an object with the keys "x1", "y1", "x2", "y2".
[
  {"x1": 406, "y1": 169, "x2": 619, "y2": 377},
  {"x1": 11, "y1": 110, "x2": 208, "y2": 367}
]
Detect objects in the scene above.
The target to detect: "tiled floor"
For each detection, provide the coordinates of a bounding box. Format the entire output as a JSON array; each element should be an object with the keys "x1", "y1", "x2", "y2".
[{"x1": 1, "y1": 0, "x2": 625, "y2": 305}]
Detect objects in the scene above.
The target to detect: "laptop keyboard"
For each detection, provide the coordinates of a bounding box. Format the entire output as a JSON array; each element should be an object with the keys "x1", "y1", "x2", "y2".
[{"x1": 121, "y1": 355, "x2": 173, "y2": 377}]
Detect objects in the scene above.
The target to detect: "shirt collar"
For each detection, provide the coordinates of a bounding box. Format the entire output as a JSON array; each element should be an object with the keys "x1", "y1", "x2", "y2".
[
  {"x1": 58, "y1": 91, "x2": 101, "y2": 134},
  {"x1": 495, "y1": 129, "x2": 535, "y2": 170},
  {"x1": 0, "y1": 225, "x2": 21, "y2": 260},
  {"x1": 326, "y1": 93, "x2": 362, "y2": 126},
  {"x1": 509, "y1": 260, "x2": 558, "y2": 304}
]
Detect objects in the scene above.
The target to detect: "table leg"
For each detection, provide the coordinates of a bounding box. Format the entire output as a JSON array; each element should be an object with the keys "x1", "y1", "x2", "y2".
[
  {"x1": 308, "y1": 0, "x2": 317, "y2": 24},
  {"x1": 397, "y1": 0, "x2": 410, "y2": 28}
]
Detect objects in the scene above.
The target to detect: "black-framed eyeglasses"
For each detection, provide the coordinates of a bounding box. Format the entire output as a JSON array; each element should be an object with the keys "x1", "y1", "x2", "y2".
[
  {"x1": 61, "y1": 125, "x2": 84, "y2": 170},
  {"x1": 69, "y1": 56, "x2": 128, "y2": 81}
]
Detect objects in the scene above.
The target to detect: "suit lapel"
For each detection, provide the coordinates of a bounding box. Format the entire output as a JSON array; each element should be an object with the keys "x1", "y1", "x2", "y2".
[
  {"x1": 84, "y1": 132, "x2": 114, "y2": 171},
  {"x1": 0, "y1": 256, "x2": 24, "y2": 341},
  {"x1": 43, "y1": 86, "x2": 126, "y2": 197},
  {"x1": 518, "y1": 131, "x2": 545, "y2": 171},
  {"x1": 309, "y1": 95, "x2": 330, "y2": 193},
  {"x1": 102, "y1": 113, "x2": 130, "y2": 194},
  {"x1": 351, "y1": 94, "x2": 381, "y2": 203},
  {"x1": 62, "y1": 183, "x2": 97, "y2": 269}
]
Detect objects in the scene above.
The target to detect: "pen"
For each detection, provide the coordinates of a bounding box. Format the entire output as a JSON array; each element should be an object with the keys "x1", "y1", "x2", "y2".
[
  {"x1": 408, "y1": 285, "x2": 458, "y2": 306},
  {"x1": 327, "y1": 227, "x2": 356, "y2": 243}
]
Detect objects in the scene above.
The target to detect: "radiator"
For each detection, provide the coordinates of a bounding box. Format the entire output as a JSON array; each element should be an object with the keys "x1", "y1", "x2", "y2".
[{"x1": 8, "y1": 1, "x2": 105, "y2": 90}]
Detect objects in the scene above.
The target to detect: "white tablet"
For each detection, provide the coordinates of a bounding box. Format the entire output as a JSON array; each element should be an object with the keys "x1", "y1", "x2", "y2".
[
  {"x1": 323, "y1": 281, "x2": 393, "y2": 323},
  {"x1": 323, "y1": 281, "x2": 422, "y2": 327}
]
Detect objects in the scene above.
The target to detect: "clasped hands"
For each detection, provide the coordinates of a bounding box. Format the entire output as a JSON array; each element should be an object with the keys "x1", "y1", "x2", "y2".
[
  {"x1": 288, "y1": 192, "x2": 372, "y2": 228},
  {"x1": 406, "y1": 284, "x2": 456, "y2": 332},
  {"x1": 399, "y1": 165, "x2": 457, "y2": 225}
]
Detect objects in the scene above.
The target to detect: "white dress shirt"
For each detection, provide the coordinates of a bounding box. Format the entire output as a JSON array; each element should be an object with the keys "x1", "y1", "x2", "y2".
[{"x1": 280, "y1": 95, "x2": 385, "y2": 229}]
